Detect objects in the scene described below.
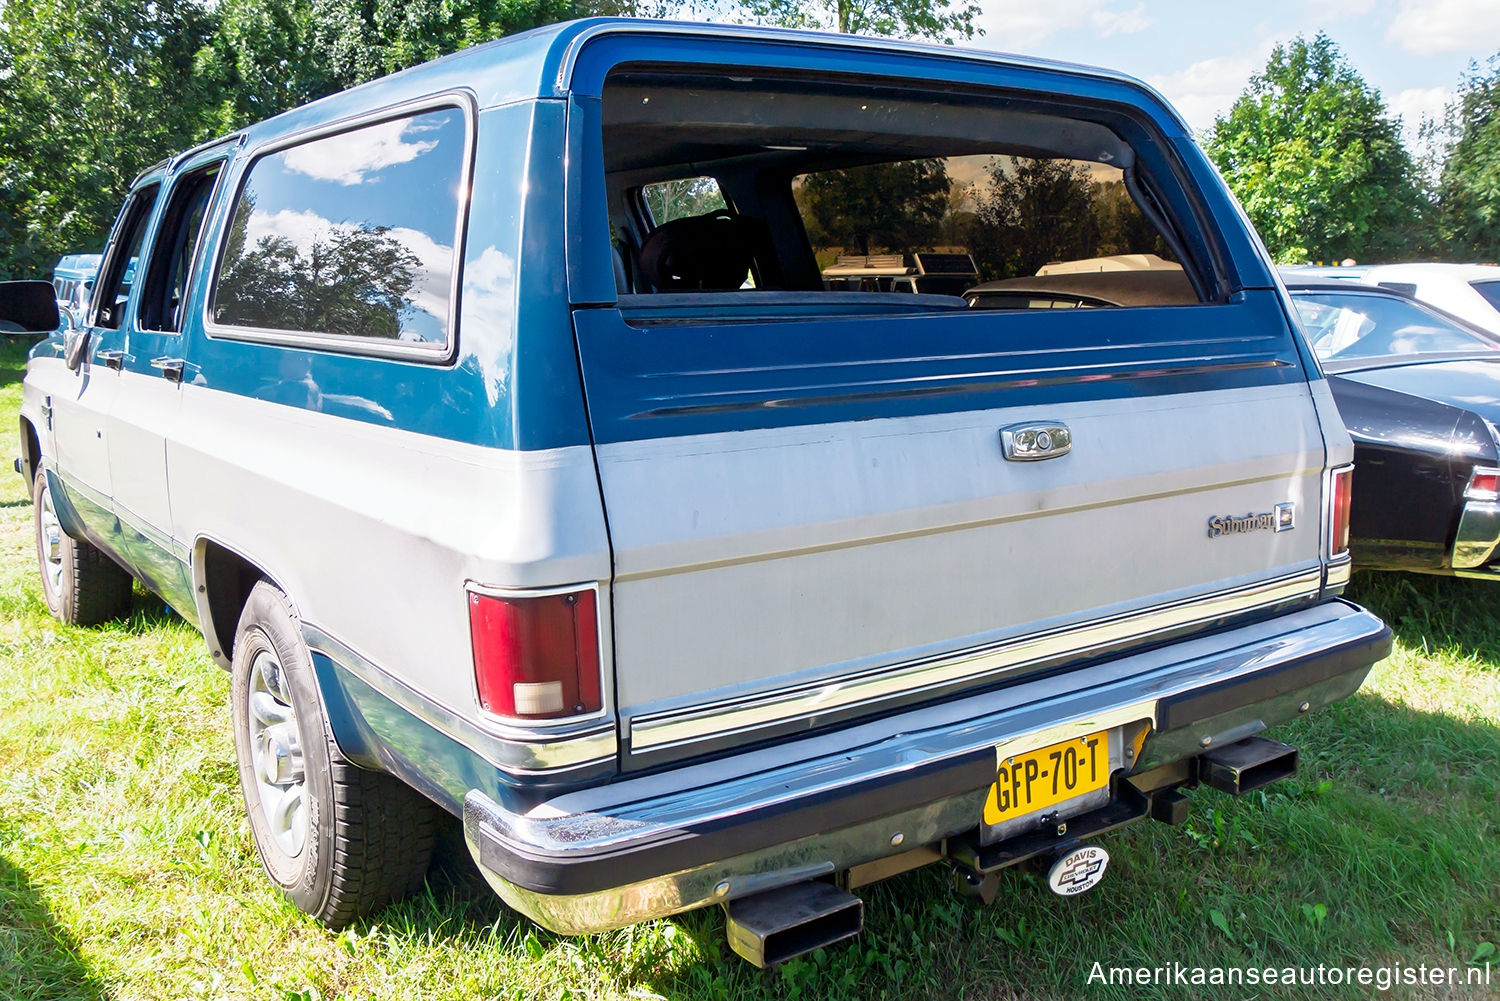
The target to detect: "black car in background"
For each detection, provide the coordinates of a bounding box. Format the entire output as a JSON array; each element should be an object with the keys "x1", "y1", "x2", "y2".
[{"x1": 1284, "y1": 281, "x2": 1500, "y2": 579}]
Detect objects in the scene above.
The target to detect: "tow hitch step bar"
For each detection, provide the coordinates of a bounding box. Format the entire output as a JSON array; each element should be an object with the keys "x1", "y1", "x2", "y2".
[{"x1": 724, "y1": 881, "x2": 864, "y2": 968}]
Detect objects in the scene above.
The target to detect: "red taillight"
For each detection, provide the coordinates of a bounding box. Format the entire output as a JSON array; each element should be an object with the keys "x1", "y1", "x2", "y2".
[
  {"x1": 467, "y1": 587, "x2": 601, "y2": 720},
  {"x1": 1465, "y1": 467, "x2": 1500, "y2": 501},
  {"x1": 1329, "y1": 465, "x2": 1353, "y2": 558}
]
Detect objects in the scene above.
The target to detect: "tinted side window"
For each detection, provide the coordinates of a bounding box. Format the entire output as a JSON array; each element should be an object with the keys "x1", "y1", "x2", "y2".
[
  {"x1": 93, "y1": 184, "x2": 160, "y2": 330},
  {"x1": 1292, "y1": 292, "x2": 1500, "y2": 361},
  {"x1": 139, "y1": 162, "x2": 223, "y2": 333},
  {"x1": 211, "y1": 107, "x2": 467, "y2": 347}
]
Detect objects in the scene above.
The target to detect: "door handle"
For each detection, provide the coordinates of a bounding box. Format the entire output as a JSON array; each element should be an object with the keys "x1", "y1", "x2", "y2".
[
  {"x1": 150, "y1": 356, "x2": 185, "y2": 383},
  {"x1": 96, "y1": 349, "x2": 124, "y2": 371}
]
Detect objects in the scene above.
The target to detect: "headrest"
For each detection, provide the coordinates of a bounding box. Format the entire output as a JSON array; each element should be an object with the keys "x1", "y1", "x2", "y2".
[{"x1": 638, "y1": 211, "x2": 758, "y2": 291}]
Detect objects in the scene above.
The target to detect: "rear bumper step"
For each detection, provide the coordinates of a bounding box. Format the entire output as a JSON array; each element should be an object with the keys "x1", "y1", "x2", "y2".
[
  {"x1": 463, "y1": 600, "x2": 1390, "y2": 935},
  {"x1": 1198, "y1": 736, "x2": 1299, "y2": 794},
  {"x1": 725, "y1": 882, "x2": 863, "y2": 968}
]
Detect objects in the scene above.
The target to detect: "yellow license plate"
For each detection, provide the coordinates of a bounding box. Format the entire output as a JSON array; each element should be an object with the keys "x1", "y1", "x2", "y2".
[{"x1": 983, "y1": 731, "x2": 1109, "y2": 826}]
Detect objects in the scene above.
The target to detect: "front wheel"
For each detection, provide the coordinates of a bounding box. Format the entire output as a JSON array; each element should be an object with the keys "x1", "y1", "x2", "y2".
[
  {"x1": 32, "y1": 471, "x2": 133, "y2": 625},
  {"x1": 230, "y1": 581, "x2": 438, "y2": 928}
]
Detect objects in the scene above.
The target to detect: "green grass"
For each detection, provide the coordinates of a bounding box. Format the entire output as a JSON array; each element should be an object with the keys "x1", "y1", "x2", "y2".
[{"x1": 0, "y1": 337, "x2": 1494, "y2": 999}]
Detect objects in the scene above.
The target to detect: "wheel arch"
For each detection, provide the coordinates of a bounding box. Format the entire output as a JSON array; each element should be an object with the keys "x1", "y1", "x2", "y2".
[{"x1": 191, "y1": 536, "x2": 294, "y2": 670}]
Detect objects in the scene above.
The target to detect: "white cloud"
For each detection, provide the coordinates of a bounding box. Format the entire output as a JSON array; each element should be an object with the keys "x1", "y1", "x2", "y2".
[
  {"x1": 281, "y1": 118, "x2": 439, "y2": 186},
  {"x1": 460, "y1": 247, "x2": 518, "y2": 404},
  {"x1": 1091, "y1": 2, "x2": 1151, "y2": 37},
  {"x1": 1145, "y1": 42, "x2": 1273, "y2": 133},
  {"x1": 242, "y1": 207, "x2": 454, "y2": 334},
  {"x1": 1387, "y1": 0, "x2": 1500, "y2": 56},
  {"x1": 245, "y1": 206, "x2": 346, "y2": 249},
  {"x1": 975, "y1": 0, "x2": 1153, "y2": 49},
  {"x1": 1390, "y1": 86, "x2": 1452, "y2": 149}
]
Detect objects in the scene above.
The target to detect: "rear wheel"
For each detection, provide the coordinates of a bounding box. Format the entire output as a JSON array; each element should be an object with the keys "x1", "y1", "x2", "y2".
[
  {"x1": 32, "y1": 471, "x2": 133, "y2": 625},
  {"x1": 230, "y1": 581, "x2": 438, "y2": 928}
]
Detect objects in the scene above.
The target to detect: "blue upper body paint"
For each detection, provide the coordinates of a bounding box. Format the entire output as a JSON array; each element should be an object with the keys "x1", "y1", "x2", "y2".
[{"x1": 34, "y1": 18, "x2": 1301, "y2": 454}]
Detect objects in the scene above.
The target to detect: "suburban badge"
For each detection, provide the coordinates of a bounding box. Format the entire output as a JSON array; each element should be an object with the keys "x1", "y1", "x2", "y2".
[{"x1": 1207, "y1": 502, "x2": 1296, "y2": 538}]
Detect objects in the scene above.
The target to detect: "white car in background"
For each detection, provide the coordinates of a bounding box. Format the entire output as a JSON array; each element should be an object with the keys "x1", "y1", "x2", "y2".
[{"x1": 1286, "y1": 263, "x2": 1500, "y2": 336}]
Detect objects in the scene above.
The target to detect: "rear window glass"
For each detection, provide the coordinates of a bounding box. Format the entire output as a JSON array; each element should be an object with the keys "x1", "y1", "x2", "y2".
[
  {"x1": 1473, "y1": 280, "x2": 1500, "y2": 312},
  {"x1": 211, "y1": 106, "x2": 467, "y2": 348},
  {"x1": 1291, "y1": 291, "x2": 1500, "y2": 361},
  {"x1": 797, "y1": 155, "x2": 1174, "y2": 292},
  {"x1": 602, "y1": 68, "x2": 1204, "y2": 310}
]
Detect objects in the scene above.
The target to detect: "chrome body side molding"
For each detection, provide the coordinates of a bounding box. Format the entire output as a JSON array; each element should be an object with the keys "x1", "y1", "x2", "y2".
[
  {"x1": 627, "y1": 565, "x2": 1325, "y2": 758},
  {"x1": 303, "y1": 623, "x2": 617, "y2": 776}
]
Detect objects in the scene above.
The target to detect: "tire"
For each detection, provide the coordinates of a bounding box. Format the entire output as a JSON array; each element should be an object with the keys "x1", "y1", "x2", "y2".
[
  {"x1": 230, "y1": 581, "x2": 438, "y2": 928},
  {"x1": 32, "y1": 471, "x2": 134, "y2": 625}
]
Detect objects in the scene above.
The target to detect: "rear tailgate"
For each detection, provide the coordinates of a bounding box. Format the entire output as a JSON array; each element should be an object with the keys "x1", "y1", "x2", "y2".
[{"x1": 572, "y1": 292, "x2": 1326, "y2": 767}]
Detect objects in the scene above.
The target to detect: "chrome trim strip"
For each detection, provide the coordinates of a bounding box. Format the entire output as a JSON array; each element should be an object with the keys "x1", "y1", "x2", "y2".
[
  {"x1": 1325, "y1": 554, "x2": 1352, "y2": 589},
  {"x1": 629, "y1": 566, "x2": 1324, "y2": 753},
  {"x1": 303, "y1": 623, "x2": 617, "y2": 774},
  {"x1": 465, "y1": 602, "x2": 1388, "y2": 934}
]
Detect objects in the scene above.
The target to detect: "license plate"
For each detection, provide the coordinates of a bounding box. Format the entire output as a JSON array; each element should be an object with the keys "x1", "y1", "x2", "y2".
[{"x1": 983, "y1": 730, "x2": 1109, "y2": 826}]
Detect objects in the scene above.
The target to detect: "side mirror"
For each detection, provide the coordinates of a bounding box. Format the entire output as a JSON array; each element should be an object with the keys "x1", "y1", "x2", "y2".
[
  {"x1": 64, "y1": 327, "x2": 91, "y2": 371},
  {"x1": 0, "y1": 280, "x2": 62, "y2": 335}
]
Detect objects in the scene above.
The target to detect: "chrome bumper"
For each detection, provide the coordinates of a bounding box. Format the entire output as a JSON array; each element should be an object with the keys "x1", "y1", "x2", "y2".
[
  {"x1": 462, "y1": 600, "x2": 1390, "y2": 934},
  {"x1": 1452, "y1": 500, "x2": 1500, "y2": 571}
]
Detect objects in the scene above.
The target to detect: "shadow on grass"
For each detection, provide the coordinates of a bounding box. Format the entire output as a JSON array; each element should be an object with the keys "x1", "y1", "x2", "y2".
[
  {"x1": 1346, "y1": 569, "x2": 1500, "y2": 665},
  {"x1": 0, "y1": 853, "x2": 111, "y2": 1001}
]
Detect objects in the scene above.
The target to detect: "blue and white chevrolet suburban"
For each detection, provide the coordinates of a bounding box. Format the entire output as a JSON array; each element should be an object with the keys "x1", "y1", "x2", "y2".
[{"x1": 6, "y1": 19, "x2": 1391, "y2": 967}]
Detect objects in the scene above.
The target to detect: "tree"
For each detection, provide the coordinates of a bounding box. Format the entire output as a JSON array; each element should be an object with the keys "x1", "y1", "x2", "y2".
[
  {"x1": 969, "y1": 157, "x2": 1098, "y2": 279},
  {"x1": 799, "y1": 159, "x2": 950, "y2": 257},
  {"x1": 1436, "y1": 54, "x2": 1500, "y2": 261},
  {"x1": 309, "y1": 0, "x2": 576, "y2": 90},
  {"x1": 1202, "y1": 33, "x2": 1431, "y2": 265},
  {"x1": 0, "y1": 0, "x2": 219, "y2": 279},
  {"x1": 216, "y1": 207, "x2": 421, "y2": 338},
  {"x1": 192, "y1": 0, "x2": 335, "y2": 137},
  {"x1": 742, "y1": 0, "x2": 978, "y2": 42}
]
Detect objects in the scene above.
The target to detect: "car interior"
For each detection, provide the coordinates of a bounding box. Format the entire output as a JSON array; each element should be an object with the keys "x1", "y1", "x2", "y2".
[{"x1": 599, "y1": 65, "x2": 1207, "y2": 317}]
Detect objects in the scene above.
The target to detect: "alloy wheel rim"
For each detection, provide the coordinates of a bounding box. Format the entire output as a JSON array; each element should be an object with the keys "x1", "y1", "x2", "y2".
[
  {"x1": 247, "y1": 648, "x2": 308, "y2": 857},
  {"x1": 38, "y1": 484, "x2": 64, "y2": 598}
]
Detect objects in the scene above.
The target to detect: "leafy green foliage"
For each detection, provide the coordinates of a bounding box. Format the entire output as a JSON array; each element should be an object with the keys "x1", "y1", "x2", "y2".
[
  {"x1": 0, "y1": 0, "x2": 219, "y2": 280},
  {"x1": 1203, "y1": 33, "x2": 1431, "y2": 265},
  {"x1": 307, "y1": 0, "x2": 576, "y2": 91},
  {"x1": 215, "y1": 223, "x2": 421, "y2": 338},
  {"x1": 642, "y1": 177, "x2": 729, "y2": 225},
  {"x1": 1437, "y1": 55, "x2": 1500, "y2": 261},
  {"x1": 741, "y1": 0, "x2": 978, "y2": 42},
  {"x1": 800, "y1": 159, "x2": 951, "y2": 257},
  {"x1": 962, "y1": 158, "x2": 1170, "y2": 280}
]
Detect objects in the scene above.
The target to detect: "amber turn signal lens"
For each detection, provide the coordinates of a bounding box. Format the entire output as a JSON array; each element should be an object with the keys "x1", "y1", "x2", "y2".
[{"x1": 1329, "y1": 466, "x2": 1353, "y2": 558}]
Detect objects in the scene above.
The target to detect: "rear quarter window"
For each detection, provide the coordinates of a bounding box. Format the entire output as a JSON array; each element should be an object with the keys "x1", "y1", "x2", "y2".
[{"x1": 209, "y1": 103, "x2": 470, "y2": 354}]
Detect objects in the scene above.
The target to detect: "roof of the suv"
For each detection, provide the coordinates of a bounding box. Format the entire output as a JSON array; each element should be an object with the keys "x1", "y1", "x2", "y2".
[{"x1": 222, "y1": 18, "x2": 1188, "y2": 156}]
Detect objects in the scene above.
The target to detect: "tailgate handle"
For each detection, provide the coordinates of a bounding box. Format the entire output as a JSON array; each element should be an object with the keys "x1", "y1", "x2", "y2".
[{"x1": 999, "y1": 422, "x2": 1072, "y2": 461}]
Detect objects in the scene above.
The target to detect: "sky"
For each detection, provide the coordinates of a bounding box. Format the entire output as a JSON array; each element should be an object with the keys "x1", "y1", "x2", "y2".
[{"x1": 965, "y1": 0, "x2": 1500, "y2": 144}]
